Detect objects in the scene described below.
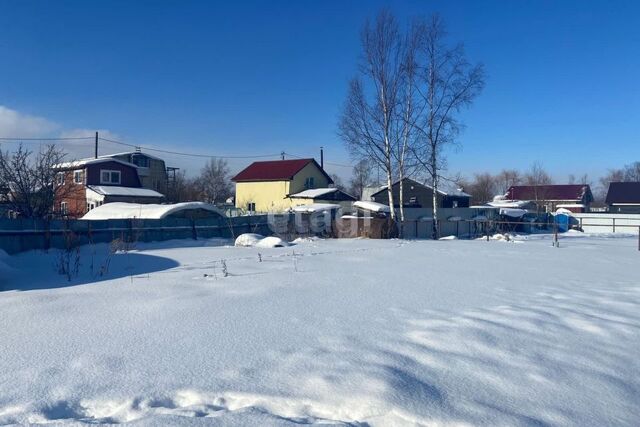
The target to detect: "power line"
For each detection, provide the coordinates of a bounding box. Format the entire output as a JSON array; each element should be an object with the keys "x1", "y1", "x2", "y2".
[
  {"x1": 284, "y1": 152, "x2": 354, "y2": 168},
  {"x1": 0, "y1": 137, "x2": 93, "y2": 141},
  {"x1": 98, "y1": 137, "x2": 280, "y2": 159}
]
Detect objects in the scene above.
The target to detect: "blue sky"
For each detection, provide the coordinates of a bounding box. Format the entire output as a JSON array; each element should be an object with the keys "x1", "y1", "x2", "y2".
[{"x1": 1, "y1": 0, "x2": 638, "y2": 183}]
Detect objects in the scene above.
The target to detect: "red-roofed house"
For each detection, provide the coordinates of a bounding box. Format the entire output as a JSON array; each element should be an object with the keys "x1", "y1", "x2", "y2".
[
  {"x1": 232, "y1": 158, "x2": 333, "y2": 212},
  {"x1": 505, "y1": 184, "x2": 593, "y2": 213}
]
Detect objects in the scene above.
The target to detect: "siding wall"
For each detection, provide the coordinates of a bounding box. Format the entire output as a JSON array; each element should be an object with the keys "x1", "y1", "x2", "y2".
[{"x1": 86, "y1": 161, "x2": 141, "y2": 187}]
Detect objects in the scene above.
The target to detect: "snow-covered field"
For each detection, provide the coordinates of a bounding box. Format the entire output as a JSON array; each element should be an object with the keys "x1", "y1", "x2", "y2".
[{"x1": 1, "y1": 233, "x2": 639, "y2": 426}]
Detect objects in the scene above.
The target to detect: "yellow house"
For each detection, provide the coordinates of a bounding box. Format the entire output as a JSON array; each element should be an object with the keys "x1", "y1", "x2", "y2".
[{"x1": 232, "y1": 158, "x2": 333, "y2": 213}]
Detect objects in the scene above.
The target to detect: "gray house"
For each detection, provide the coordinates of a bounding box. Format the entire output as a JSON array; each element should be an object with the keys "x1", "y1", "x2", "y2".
[
  {"x1": 370, "y1": 178, "x2": 471, "y2": 209},
  {"x1": 605, "y1": 182, "x2": 640, "y2": 213}
]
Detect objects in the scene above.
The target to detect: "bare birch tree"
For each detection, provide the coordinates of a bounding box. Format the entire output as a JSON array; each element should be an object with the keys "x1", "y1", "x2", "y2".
[
  {"x1": 0, "y1": 144, "x2": 69, "y2": 218},
  {"x1": 339, "y1": 10, "x2": 405, "y2": 222},
  {"x1": 393, "y1": 21, "x2": 422, "y2": 237},
  {"x1": 412, "y1": 15, "x2": 485, "y2": 239}
]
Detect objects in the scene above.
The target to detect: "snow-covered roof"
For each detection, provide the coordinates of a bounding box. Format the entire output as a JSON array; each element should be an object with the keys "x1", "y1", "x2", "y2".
[
  {"x1": 353, "y1": 200, "x2": 391, "y2": 213},
  {"x1": 499, "y1": 208, "x2": 528, "y2": 218},
  {"x1": 289, "y1": 188, "x2": 338, "y2": 199},
  {"x1": 54, "y1": 157, "x2": 138, "y2": 170},
  {"x1": 101, "y1": 151, "x2": 165, "y2": 161},
  {"x1": 487, "y1": 200, "x2": 531, "y2": 208},
  {"x1": 82, "y1": 202, "x2": 224, "y2": 220},
  {"x1": 292, "y1": 203, "x2": 341, "y2": 213},
  {"x1": 555, "y1": 203, "x2": 585, "y2": 208},
  {"x1": 87, "y1": 186, "x2": 164, "y2": 198}
]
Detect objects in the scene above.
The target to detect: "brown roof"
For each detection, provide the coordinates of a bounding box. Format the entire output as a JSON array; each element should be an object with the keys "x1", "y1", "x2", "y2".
[
  {"x1": 506, "y1": 185, "x2": 592, "y2": 201},
  {"x1": 605, "y1": 182, "x2": 640, "y2": 204},
  {"x1": 232, "y1": 159, "x2": 333, "y2": 183}
]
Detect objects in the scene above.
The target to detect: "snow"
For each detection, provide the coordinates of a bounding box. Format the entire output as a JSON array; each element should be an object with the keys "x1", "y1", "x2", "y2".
[
  {"x1": 86, "y1": 186, "x2": 165, "y2": 198},
  {"x1": 288, "y1": 188, "x2": 338, "y2": 198},
  {"x1": 234, "y1": 233, "x2": 264, "y2": 247},
  {"x1": 234, "y1": 234, "x2": 290, "y2": 248},
  {"x1": 254, "y1": 236, "x2": 290, "y2": 248},
  {"x1": 499, "y1": 207, "x2": 528, "y2": 217},
  {"x1": 488, "y1": 199, "x2": 531, "y2": 208},
  {"x1": 1, "y1": 236, "x2": 640, "y2": 425},
  {"x1": 291, "y1": 203, "x2": 340, "y2": 213},
  {"x1": 353, "y1": 200, "x2": 391, "y2": 213},
  {"x1": 82, "y1": 202, "x2": 223, "y2": 220},
  {"x1": 53, "y1": 157, "x2": 139, "y2": 170}
]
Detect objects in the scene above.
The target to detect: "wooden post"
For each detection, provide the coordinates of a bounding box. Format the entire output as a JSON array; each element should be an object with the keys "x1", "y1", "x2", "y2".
[{"x1": 613, "y1": 218, "x2": 616, "y2": 233}]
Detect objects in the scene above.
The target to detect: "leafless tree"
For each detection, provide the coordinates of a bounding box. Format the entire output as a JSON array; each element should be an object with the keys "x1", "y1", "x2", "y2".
[
  {"x1": 411, "y1": 15, "x2": 485, "y2": 239},
  {"x1": 165, "y1": 170, "x2": 201, "y2": 203},
  {"x1": 394, "y1": 21, "x2": 422, "y2": 236},
  {"x1": 0, "y1": 144, "x2": 70, "y2": 218},
  {"x1": 329, "y1": 173, "x2": 346, "y2": 192},
  {"x1": 339, "y1": 10, "x2": 405, "y2": 222},
  {"x1": 199, "y1": 158, "x2": 232, "y2": 204},
  {"x1": 467, "y1": 172, "x2": 497, "y2": 205},
  {"x1": 495, "y1": 169, "x2": 521, "y2": 195},
  {"x1": 524, "y1": 161, "x2": 553, "y2": 213},
  {"x1": 623, "y1": 161, "x2": 640, "y2": 181},
  {"x1": 348, "y1": 159, "x2": 373, "y2": 199}
]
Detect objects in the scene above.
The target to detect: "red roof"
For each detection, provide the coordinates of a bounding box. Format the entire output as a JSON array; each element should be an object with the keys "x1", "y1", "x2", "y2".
[
  {"x1": 506, "y1": 185, "x2": 592, "y2": 201},
  {"x1": 232, "y1": 159, "x2": 332, "y2": 183}
]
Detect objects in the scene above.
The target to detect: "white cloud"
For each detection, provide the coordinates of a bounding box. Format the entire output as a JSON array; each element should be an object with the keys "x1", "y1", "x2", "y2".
[{"x1": 0, "y1": 105, "x2": 60, "y2": 138}]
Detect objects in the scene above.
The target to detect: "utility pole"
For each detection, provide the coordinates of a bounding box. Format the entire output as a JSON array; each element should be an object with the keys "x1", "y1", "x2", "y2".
[
  {"x1": 320, "y1": 146, "x2": 324, "y2": 168},
  {"x1": 281, "y1": 151, "x2": 285, "y2": 160},
  {"x1": 94, "y1": 131, "x2": 99, "y2": 159}
]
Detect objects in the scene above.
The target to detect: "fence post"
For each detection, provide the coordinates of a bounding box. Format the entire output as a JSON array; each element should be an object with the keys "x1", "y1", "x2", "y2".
[
  {"x1": 613, "y1": 218, "x2": 616, "y2": 233},
  {"x1": 191, "y1": 219, "x2": 197, "y2": 240},
  {"x1": 638, "y1": 227, "x2": 639, "y2": 251}
]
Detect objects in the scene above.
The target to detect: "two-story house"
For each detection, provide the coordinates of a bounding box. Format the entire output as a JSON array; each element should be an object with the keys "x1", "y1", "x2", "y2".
[
  {"x1": 232, "y1": 158, "x2": 333, "y2": 213},
  {"x1": 54, "y1": 157, "x2": 164, "y2": 217},
  {"x1": 101, "y1": 151, "x2": 168, "y2": 194}
]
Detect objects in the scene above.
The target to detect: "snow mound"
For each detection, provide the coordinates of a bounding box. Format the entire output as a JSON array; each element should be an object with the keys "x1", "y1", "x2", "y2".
[
  {"x1": 292, "y1": 236, "x2": 321, "y2": 244},
  {"x1": 255, "y1": 236, "x2": 290, "y2": 248},
  {"x1": 234, "y1": 233, "x2": 264, "y2": 247},
  {"x1": 439, "y1": 235, "x2": 458, "y2": 240}
]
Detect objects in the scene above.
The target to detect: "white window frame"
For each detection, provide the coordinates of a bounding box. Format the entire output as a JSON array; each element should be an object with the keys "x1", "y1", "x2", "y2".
[
  {"x1": 56, "y1": 172, "x2": 65, "y2": 185},
  {"x1": 60, "y1": 201, "x2": 68, "y2": 215},
  {"x1": 73, "y1": 169, "x2": 84, "y2": 184},
  {"x1": 247, "y1": 202, "x2": 256, "y2": 212},
  {"x1": 100, "y1": 169, "x2": 121, "y2": 185}
]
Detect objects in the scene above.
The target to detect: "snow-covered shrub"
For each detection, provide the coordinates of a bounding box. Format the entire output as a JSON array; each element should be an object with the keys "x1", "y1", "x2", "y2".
[
  {"x1": 234, "y1": 233, "x2": 264, "y2": 247},
  {"x1": 255, "y1": 236, "x2": 289, "y2": 248}
]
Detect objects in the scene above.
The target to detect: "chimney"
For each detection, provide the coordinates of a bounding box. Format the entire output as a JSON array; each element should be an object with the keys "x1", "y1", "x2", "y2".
[{"x1": 320, "y1": 146, "x2": 324, "y2": 169}]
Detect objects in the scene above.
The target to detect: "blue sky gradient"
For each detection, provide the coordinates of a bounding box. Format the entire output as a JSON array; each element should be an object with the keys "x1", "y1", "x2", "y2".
[{"x1": 1, "y1": 0, "x2": 638, "y2": 182}]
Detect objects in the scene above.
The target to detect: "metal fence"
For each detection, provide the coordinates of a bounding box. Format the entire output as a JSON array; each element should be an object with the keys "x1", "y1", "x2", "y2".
[{"x1": 0, "y1": 216, "x2": 270, "y2": 255}]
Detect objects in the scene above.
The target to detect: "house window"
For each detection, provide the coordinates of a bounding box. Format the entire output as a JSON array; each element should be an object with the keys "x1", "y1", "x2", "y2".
[
  {"x1": 74, "y1": 170, "x2": 84, "y2": 184},
  {"x1": 100, "y1": 170, "x2": 121, "y2": 185},
  {"x1": 86, "y1": 202, "x2": 95, "y2": 211},
  {"x1": 56, "y1": 172, "x2": 65, "y2": 185},
  {"x1": 60, "y1": 202, "x2": 68, "y2": 215},
  {"x1": 304, "y1": 177, "x2": 315, "y2": 189},
  {"x1": 452, "y1": 200, "x2": 458, "y2": 208},
  {"x1": 247, "y1": 202, "x2": 256, "y2": 212}
]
